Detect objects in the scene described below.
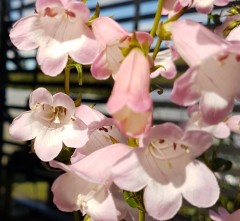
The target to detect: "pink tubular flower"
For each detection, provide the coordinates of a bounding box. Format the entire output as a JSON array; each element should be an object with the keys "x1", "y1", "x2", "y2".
[
  {"x1": 162, "y1": 0, "x2": 192, "y2": 17},
  {"x1": 50, "y1": 107, "x2": 129, "y2": 220},
  {"x1": 194, "y1": 0, "x2": 230, "y2": 14},
  {"x1": 110, "y1": 123, "x2": 219, "y2": 220},
  {"x1": 162, "y1": 0, "x2": 229, "y2": 15},
  {"x1": 51, "y1": 170, "x2": 122, "y2": 221},
  {"x1": 9, "y1": 87, "x2": 89, "y2": 161},
  {"x1": 210, "y1": 207, "x2": 240, "y2": 221},
  {"x1": 10, "y1": 0, "x2": 99, "y2": 76},
  {"x1": 91, "y1": 16, "x2": 153, "y2": 80},
  {"x1": 107, "y1": 48, "x2": 153, "y2": 137},
  {"x1": 184, "y1": 105, "x2": 230, "y2": 139},
  {"x1": 51, "y1": 166, "x2": 124, "y2": 221},
  {"x1": 171, "y1": 19, "x2": 240, "y2": 125}
]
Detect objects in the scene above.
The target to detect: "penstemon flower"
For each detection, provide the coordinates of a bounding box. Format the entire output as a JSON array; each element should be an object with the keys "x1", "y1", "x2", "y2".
[
  {"x1": 109, "y1": 123, "x2": 219, "y2": 220},
  {"x1": 10, "y1": 0, "x2": 99, "y2": 76},
  {"x1": 162, "y1": 0, "x2": 230, "y2": 15},
  {"x1": 171, "y1": 19, "x2": 240, "y2": 125},
  {"x1": 9, "y1": 87, "x2": 89, "y2": 161},
  {"x1": 74, "y1": 123, "x2": 219, "y2": 220},
  {"x1": 91, "y1": 16, "x2": 153, "y2": 80},
  {"x1": 8, "y1": 0, "x2": 240, "y2": 220},
  {"x1": 107, "y1": 48, "x2": 153, "y2": 137}
]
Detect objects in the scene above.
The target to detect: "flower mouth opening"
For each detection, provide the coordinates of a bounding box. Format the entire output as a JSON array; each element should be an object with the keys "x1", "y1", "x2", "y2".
[
  {"x1": 34, "y1": 103, "x2": 68, "y2": 124},
  {"x1": 43, "y1": 7, "x2": 76, "y2": 21},
  {"x1": 149, "y1": 139, "x2": 190, "y2": 160}
]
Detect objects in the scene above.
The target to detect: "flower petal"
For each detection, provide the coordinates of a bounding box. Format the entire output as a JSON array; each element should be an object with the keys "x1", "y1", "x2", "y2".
[
  {"x1": 36, "y1": 41, "x2": 68, "y2": 76},
  {"x1": 9, "y1": 112, "x2": 37, "y2": 141},
  {"x1": 68, "y1": 35, "x2": 100, "y2": 65},
  {"x1": 67, "y1": 144, "x2": 132, "y2": 184},
  {"x1": 91, "y1": 50, "x2": 112, "y2": 80},
  {"x1": 112, "y1": 148, "x2": 149, "y2": 192},
  {"x1": 144, "y1": 181, "x2": 182, "y2": 220},
  {"x1": 200, "y1": 92, "x2": 234, "y2": 124},
  {"x1": 10, "y1": 15, "x2": 39, "y2": 50},
  {"x1": 171, "y1": 67, "x2": 199, "y2": 106},
  {"x1": 34, "y1": 128, "x2": 63, "y2": 161},
  {"x1": 92, "y1": 17, "x2": 129, "y2": 46},
  {"x1": 62, "y1": 118, "x2": 89, "y2": 148},
  {"x1": 29, "y1": 87, "x2": 53, "y2": 109},
  {"x1": 171, "y1": 19, "x2": 228, "y2": 67},
  {"x1": 182, "y1": 161, "x2": 219, "y2": 207}
]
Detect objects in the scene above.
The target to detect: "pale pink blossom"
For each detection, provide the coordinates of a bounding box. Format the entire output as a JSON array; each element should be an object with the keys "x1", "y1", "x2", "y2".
[
  {"x1": 91, "y1": 16, "x2": 153, "y2": 80},
  {"x1": 80, "y1": 123, "x2": 219, "y2": 220},
  {"x1": 171, "y1": 19, "x2": 240, "y2": 125},
  {"x1": 51, "y1": 168, "x2": 122, "y2": 221},
  {"x1": 162, "y1": 0, "x2": 229, "y2": 15},
  {"x1": 150, "y1": 47, "x2": 178, "y2": 79},
  {"x1": 9, "y1": 87, "x2": 89, "y2": 161},
  {"x1": 210, "y1": 207, "x2": 240, "y2": 221},
  {"x1": 194, "y1": 0, "x2": 230, "y2": 14},
  {"x1": 107, "y1": 48, "x2": 153, "y2": 137},
  {"x1": 70, "y1": 105, "x2": 128, "y2": 162},
  {"x1": 10, "y1": 0, "x2": 99, "y2": 76},
  {"x1": 49, "y1": 109, "x2": 129, "y2": 220},
  {"x1": 110, "y1": 123, "x2": 219, "y2": 220},
  {"x1": 162, "y1": 0, "x2": 191, "y2": 17},
  {"x1": 184, "y1": 105, "x2": 230, "y2": 139}
]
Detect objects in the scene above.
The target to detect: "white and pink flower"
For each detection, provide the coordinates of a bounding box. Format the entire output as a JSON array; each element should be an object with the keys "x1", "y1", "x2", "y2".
[
  {"x1": 9, "y1": 87, "x2": 89, "y2": 161},
  {"x1": 109, "y1": 123, "x2": 219, "y2": 220},
  {"x1": 162, "y1": 0, "x2": 230, "y2": 15},
  {"x1": 171, "y1": 19, "x2": 240, "y2": 125},
  {"x1": 107, "y1": 48, "x2": 153, "y2": 137},
  {"x1": 10, "y1": 0, "x2": 99, "y2": 76}
]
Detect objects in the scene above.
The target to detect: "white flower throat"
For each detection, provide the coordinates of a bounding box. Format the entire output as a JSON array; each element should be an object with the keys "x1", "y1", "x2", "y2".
[
  {"x1": 149, "y1": 139, "x2": 190, "y2": 160},
  {"x1": 43, "y1": 7, "x2": 76, "y2": 20},
  {"x1": 34, "y1": 103, "x2": 68, "y2": 124}
]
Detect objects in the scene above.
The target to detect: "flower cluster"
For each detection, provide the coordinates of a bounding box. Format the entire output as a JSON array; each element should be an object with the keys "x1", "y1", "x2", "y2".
[{"x1": 8, "y1": 0, "x2": 240, "y2": 220}]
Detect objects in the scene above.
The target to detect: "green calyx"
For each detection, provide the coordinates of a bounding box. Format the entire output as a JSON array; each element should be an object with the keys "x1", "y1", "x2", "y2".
[
  {"x1": 120, "y1": 33, "x2": 150, "y2": 58},
  {"x1": 87, "y1": 3, "x2": 100, "y2": 26},
  {"x1": 123, "y1": 190, "x2": 145, "y2": 212}
]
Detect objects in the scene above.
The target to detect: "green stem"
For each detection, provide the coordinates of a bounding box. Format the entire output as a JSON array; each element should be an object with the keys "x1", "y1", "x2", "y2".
[
  {"x1": 64, "y1": 66, "x2": 70, "y2": 95},
  {"x1": 73, "y1": 211, "x2": 80, "y2": 221},
  {"x1": 150, "y1": 0, "x2": 164, "y2": 37},
  {"x1": 152, "y1": 37, "x2": 162, "y2": 60},
  {"x1": 139, "y1": 209, "x2": 145, "y2": 221}
]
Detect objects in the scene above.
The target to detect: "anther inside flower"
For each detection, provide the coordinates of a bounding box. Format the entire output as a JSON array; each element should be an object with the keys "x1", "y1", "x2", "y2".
[
  {"x1": 40, "y1": 6, "x2": 79, "y2": 41},
  {"x1": 149, "y1": 139, "x2": 190, "y2": 161},
  {"x1": 108, "y1": 123, "x2": 219, "y2": 220},
  {"x1": 33, "y1": 103, "x2": 72, "y2": 125}
]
